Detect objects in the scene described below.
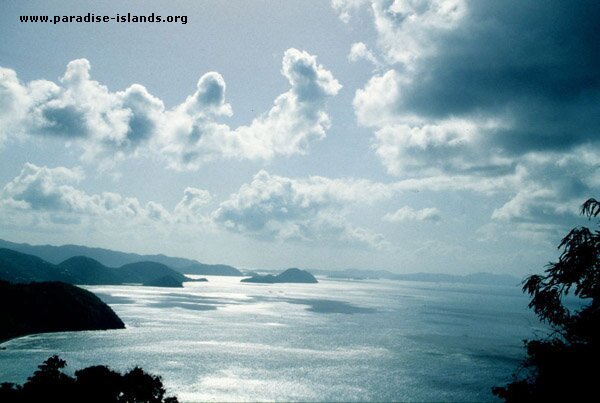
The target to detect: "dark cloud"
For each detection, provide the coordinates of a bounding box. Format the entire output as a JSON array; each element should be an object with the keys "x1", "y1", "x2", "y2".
[
  {"x1": 340, "y1": 0, "x2": 600, "y2": 232},
  {"x1": 391, "y1": 0, "x2": 600, "y2": 153}
]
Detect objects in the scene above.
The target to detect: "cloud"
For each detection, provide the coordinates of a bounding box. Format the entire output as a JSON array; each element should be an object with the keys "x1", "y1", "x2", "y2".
[
  {"x1": 347, "y1": 0, "x2": 600, "y2": 158},
  {"x1": 391, "y1": 174, "x2": 515, "y2": 195},
  {"x1": 0, "y1": 162, "x2": 230, "y2": 237},
  {"x1": 383, "y1": 206, "x2": 441, "y2": 222},
  {"x1": 372, "y1": 118, "x2": 515, "y2": 177},
  {"x1": 1, "y1": 163, "x2": 86, "y2": 212},
  {"x1": 491, "y1": 151, "x2": 599, "y2": 232},
  {"x1": 0, "y1": 163, "x2": 170, "y2": 224},
  {"x1": 334, "y1": 0, "x2": 467, "y2": 64},
  {"x1": 0, "y1": 161, "x2": 510, "y2": 229},
  {"x1": 331, "y1": 0, "x2": 370, "y2": 23},
  {"x1": 162, "y1": 48, "x2": 342, "y2": 169},
  {"x1": 212, "y1": 170, "x2": 389, "y2": 249},
  {"x1": 0, "y1": 164, "x2": 396, "y2": 249},
  {"x1": 336, "y1": 0, "x2": 600, "y2": 231},
  {"x1": 348, "y1": 42, "x2": 381, "y2": 69},
  {"x1": 372, "y1": 0, "x2": 466, "y2": 67},
  {"x1": 174, "y1": 187, "x2": 213, "y2": 223},
  {"x1": 0, "y1": 49, "x2": 341, "y2": 169},
  {"x1": 0, "y1": 59, "x2": 165, "y2": 167}
]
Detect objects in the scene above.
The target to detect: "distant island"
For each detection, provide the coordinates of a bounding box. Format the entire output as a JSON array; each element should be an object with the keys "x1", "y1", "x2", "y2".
[
  {"x1": 0, "y1": 248, "x2": 197, "y2": 288},
  {"x1": 0, "y1": 238, "x2": 522, "y2": 287},
  {"x1": 178, "y1": 262, "x2": 242, "y2": 276},
  {"x1": 0, "y1": 280, "x2": 124, "y2": 343},
  {"x1": 309, "y1": 268, "x2": 520, "y2": 286},
  {"x1": 241, "y1": 268, "x2": 318, "y2": 284},
  {"x1": 0, "y1": 238, "x2": 243, "y2": 277}
]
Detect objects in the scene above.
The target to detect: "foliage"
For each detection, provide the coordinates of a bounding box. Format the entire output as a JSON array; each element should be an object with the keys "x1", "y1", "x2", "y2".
[
  {"x1": 0, "y1": 355, "x2": 178, "y2": 403},
  {"x1": 492, "y1": 198, "x2": 600, "y2": 401}
]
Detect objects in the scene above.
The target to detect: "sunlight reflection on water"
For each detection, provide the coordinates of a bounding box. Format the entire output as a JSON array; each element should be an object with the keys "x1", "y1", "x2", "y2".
[{"x1": 0, "y1": 276, "x2": 539, "y2": 402}]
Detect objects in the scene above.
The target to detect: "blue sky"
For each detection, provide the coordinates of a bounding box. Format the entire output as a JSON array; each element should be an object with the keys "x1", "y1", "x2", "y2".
[{"x1": 1, "y1": 0, "x2": 598, "y2": 275}]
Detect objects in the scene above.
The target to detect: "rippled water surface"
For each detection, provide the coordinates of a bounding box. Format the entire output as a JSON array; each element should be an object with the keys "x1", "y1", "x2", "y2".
[{"x1": 0, "y1": 276, "x2": 544, "y2": 401}]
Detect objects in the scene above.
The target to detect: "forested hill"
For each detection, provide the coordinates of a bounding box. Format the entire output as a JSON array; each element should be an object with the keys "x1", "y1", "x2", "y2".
[
  {"x1": 0, "y1": 239, "x2": 242, "y2": 276},
  {"x1": 0, "y1": 248, "x2": 192, "y2": 287},
  {"x1": 0, "y1": 280, "x2": 125, "y2": 342}
]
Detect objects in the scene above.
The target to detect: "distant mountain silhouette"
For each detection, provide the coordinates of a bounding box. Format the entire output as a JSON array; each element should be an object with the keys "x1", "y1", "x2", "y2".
[
  {"x1": 241, "y1": 268, "x2": 318, "y2": 284},
  {"x1": 0, "y1": 238, "x2": 242, "y2": 276},
  {"x1": 0, "y1": 280, "x2": 125, "y2": 342},
  {"x1": 0, "y1": 249, "x2": 193, "y2": 287},
  {"x1": 242, "y1": 274, "x2": 278, "y2": 283},
  {"x1": 311, "y1": 268, "x2": 520, "y2": 286},
  {"x1": 58, "y1": 256, "x2": 122, "y2": 284},
  {"x1": 392, "y1": 271, "x2": 520, "y2": 286},
  {"x1": 179, "y1": 262, "x2": 242, "y2": 276},
  {"x1": 117, "y1": 262, "x2": 190, "y2": 285},
  {"x1": 0, "y1": 248, "x2": 72, "y2": 283},
  {"x1": 0, "y1": 238, "x2": 520, "y2": 285}
]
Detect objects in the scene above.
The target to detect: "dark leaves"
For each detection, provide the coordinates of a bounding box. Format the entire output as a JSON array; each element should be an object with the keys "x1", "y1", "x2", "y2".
[
  {"x1": 521, "y1": 200, "x2": 600, "y2": 330},
  {"x1": 0, "y1": 356, "x2": 179, "y2": 403},
  {"x1": 581, "y1": 198, "x2": 600, "y2": 219},
  {"x1": 493, "y1": 197, "x2": 600, "y2": 402}
]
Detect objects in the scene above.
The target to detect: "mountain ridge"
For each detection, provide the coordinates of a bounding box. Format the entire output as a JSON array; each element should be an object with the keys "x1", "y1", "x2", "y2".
[
  {"x1": 0, "y1": 249, "x2": 194, "y2": 287},
  {"x1": 0, "y1": 238, "x2": 522, "y2": 286},
  {"x1": 241, "y1": 268, "x2": 318, "y2": 284},
  {"x1": 0, "y1": 238, "x2": 242, "y2": 277}
]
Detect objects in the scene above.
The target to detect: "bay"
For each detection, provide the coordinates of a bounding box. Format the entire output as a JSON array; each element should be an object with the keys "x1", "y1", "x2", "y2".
[{"x1": 0, "y1": 276, "x2": 542, "y2": 402}]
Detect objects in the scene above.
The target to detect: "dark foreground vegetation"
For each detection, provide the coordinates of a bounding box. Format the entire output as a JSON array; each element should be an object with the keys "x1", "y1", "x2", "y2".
[
  {"x1": 0, "y1": 355, "x2": 178, "y2": 403},
  {"x1": 0, "y1": 281, "x2": 124, "y2": 342},
  {"x1": 493, "y1": 198, "x2": 600, "y2": 401}
]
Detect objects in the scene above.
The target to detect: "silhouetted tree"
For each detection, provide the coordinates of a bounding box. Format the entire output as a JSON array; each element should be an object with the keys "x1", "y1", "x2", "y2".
[
  {"x1": 0, "y1": 382, "x2": 21, "y2": 402},
  {"x1": 493, "y1": 198, "x2": 600, "y2": 402},
  {"x1": 0, "y1": 355, "x2": 179, "y2": 403},
  {"x1": 74, "y1": 365, "x2": 123, "y2": 403},
  {"x1": 21, "y1": 355, "x2": 76, "y2": 402},
  {"x1": 120, "y1": 366, "x2": 169, "y2": 403}
]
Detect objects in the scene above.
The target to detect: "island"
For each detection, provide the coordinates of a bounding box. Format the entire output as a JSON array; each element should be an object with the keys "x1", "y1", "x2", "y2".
[
  {"x1": 0, "y1": 280, "x2": 125, "y2": 343},
  {"x1": 0, "y1": 248, "x2": 196, "y2": 288},
  {"x1": 178, "y1": 262, "x2": 243, "y2": 276},
  {"x1": 241, "y1": 268, "x2": 318, "y2": 284},
  {"x1": 0, "y1": 238, "x2": 243, "y2": 277}
]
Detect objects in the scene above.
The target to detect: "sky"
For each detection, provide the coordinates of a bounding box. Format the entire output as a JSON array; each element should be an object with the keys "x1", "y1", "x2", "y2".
[{"x1": 0, "y1": 0, "x2": 598, "y2": 275}]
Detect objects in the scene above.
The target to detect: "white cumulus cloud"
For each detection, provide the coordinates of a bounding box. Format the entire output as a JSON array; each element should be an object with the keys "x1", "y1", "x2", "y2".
[
  {"x1": 383, "y1": 206, "x2": 442, "y2": 222},
  {"x1": 212, "y1": 170, "x2": 389, "y2": 249},
  {"x1": 0, "y1": 163, "x2": 169, "y2": 223},
  {"x1": 331, "y1": 0, "x2": 370, "y2": 23},
  {"x1": 348, "y1": 42, "x2": 381, "y2": 69},
  {"x1": 0, "y1": 49, "x2": 341, "y2": 170}
]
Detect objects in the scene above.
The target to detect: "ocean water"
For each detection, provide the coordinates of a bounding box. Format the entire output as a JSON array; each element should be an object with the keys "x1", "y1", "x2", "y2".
[{"x1": 0, "y1": 276, "x2": 544, "y2": 402}]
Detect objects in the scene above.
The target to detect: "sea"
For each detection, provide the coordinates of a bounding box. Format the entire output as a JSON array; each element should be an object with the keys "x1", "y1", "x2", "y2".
[{"x1": 0, "y1": 275, "x2": 545, "y2": 402}]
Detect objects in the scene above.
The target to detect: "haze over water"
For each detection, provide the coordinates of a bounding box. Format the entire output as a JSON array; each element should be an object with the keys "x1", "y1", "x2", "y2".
[{"x1": 0, "y1": 276, "x2": 541, "y2": 402}]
